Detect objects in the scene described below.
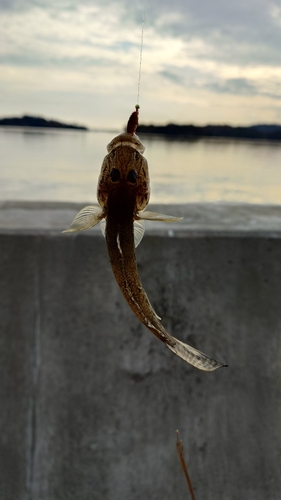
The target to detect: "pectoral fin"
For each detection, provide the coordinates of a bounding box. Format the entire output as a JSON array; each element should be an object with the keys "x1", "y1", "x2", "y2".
[
  {"x1": 63, "y1": 205, "x2": 104, "y2": 233},
  {"x1": 100, "y1": 219, "x2": 145, "y2": 248},
  {"x1": 138, "y1": 211, "x2": 182, "y2": 222}
]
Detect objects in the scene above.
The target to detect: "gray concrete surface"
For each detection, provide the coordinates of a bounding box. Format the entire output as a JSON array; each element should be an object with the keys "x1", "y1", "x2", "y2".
[
  {"x1": 2, "y1": 200, "x2": 281, "y2": 236},
  {"x1": 1, "y1": 202, "x2": 281, "y2": 500}
]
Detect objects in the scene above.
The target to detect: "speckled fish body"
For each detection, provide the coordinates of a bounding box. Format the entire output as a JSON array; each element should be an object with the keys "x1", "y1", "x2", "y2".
[{"x1": 64, "y1": 132, "x2": 226, "y2": 371}]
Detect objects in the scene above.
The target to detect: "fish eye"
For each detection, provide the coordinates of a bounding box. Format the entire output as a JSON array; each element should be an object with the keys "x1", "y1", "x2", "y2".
[
  {"x1": 110, "y1": 168, "x2": 120, "y2": 182},
  {"x1": 127, "y1": 169, "x2": 138, "y2": 184}
]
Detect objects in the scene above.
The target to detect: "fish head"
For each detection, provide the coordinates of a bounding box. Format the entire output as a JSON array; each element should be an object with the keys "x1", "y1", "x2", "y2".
[{"x1": 97, "y1": 133, "x2": 150, "y2": 214}]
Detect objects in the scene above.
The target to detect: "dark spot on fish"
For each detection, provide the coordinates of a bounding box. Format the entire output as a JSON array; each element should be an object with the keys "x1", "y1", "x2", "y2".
[
  {"x1": 110, "y1": 168, "x2": 120, "y2": 182},
  {"x1": 127, "y1": 169, "x2": 138, "y2": 184}
]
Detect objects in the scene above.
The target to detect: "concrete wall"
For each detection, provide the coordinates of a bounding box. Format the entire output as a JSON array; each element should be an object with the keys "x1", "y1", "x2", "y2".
[{"x1": 1, "y1": 203, "x2": 281, "y2": 500}]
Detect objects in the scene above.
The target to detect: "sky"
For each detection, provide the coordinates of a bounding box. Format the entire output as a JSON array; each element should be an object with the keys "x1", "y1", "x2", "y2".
[{"x1": 1, "y1": 0, "x2": 281, "y2": 128}]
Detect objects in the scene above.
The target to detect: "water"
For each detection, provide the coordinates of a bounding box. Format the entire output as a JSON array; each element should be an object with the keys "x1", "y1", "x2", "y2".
[{"x1": 1, "y1": 126, "x2": 281, "y2": 205}]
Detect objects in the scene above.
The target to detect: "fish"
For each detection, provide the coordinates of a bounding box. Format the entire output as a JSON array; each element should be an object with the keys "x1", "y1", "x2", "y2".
[{"x1": 63, "y1": 109, "x2": 226, "y2": 371}]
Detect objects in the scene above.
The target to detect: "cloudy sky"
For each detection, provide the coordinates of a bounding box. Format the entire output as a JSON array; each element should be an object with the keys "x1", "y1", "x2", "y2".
[{"x1": 1, "y1": 0, "x2": 281, "y2": 128}]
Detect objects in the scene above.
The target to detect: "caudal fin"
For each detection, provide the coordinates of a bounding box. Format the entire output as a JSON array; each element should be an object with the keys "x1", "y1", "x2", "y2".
[{"x1": 166, "y1": 336, "x2": 227, "y2": 371}]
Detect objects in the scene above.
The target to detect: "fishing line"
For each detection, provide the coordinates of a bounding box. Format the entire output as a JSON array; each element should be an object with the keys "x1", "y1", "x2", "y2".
[
  {"x1": 136, "y1": 0, "x2": 148, "y2": 107},
  {"x1": 127, "y1": 0, "x2": 147, "y2": 133}
]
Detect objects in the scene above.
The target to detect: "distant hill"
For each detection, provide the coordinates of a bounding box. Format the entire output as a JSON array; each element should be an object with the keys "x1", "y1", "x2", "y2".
[
  {"x1": 137, "y1": 123, "x2": 281, "y2": 141},
  {"x1": 2, "y1": 115, "x2": 280, "y2": 139},
  {"x1": 0, "y1": 115, "x2": 88, "y2": 130}
]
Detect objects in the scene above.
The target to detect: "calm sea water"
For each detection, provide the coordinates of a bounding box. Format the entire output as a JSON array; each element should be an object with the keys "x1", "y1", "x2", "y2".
[{"x1": 1, "y1": 126, "x2": 281, "y2": 205}]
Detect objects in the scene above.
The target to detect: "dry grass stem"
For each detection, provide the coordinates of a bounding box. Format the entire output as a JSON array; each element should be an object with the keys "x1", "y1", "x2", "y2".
[{"x1": 176, "y1": 430, "x2": 196, "y2": 500}]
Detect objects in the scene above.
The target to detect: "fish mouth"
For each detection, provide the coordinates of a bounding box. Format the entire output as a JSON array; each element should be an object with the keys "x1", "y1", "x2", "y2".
[{"x1": 107, "y1": 132, "x2": 145, "y2": 154}]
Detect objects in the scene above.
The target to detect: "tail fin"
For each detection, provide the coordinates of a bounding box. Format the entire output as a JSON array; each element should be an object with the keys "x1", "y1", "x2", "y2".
[{"x1": 166, "y1": 336, "x2": 227, "y2": 371}]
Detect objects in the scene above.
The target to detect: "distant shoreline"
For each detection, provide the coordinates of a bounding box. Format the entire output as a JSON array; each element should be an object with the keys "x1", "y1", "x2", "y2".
[
  {"x1": 137, "y1": 123, "x2": 281, "y2": 141},
  {"x1": 1, "y1": 115, "x2": 281, "y2": 141},
  {"x1": 0, "y1": 115, "x2": 88, "y2": 130}
]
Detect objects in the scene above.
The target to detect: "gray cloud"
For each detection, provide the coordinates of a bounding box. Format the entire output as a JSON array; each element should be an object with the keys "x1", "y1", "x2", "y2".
[
  {"x1": 126, "y1": 0, "x2": 281, "y2": 67},
  {"x1": 1, "y1": 0, "x2": 281, "y2": 125},
  {"x1": 2, "y1": 0, "x2": 281, "y2": 69},
  {"x1": 2, "y1": 0, "x2": 280, "y2": 65},
  {"x1": 206, "y1": 77, "x2": 281, "y2": 101},
  {"x1": 158, "y1": 65, "x2": 205, "y2": 88},
  {"x1": 159, "y1": 70, "x2": 183, "y2": 85},
  {"x1": 206, "y1": 78, "x2": 257, "y2": 96}
]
